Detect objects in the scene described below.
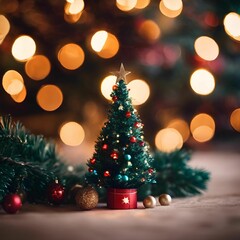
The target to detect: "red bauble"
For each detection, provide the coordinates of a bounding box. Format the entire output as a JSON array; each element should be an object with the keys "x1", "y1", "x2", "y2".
[
  {"x1": 112, "y1": 85, "x2": 118, "y2": 91},
  {"x1": 90, "y1": 158, "x2": 96, "y2": 164},
  {"x1": 88, "y1": 168, "x2": 94, "y2": 173},
  {"x1": 104, "y1": 171, "x2": 110, "y2": 177},
  {"x1": 134, "y1": 122, "x2": 142, "y2": 128},
  {"x1": 125, "y1": 111, "x2": 131, "y2": 118},
  {"x1": 148, "y1": 168, "x2": 154, "y2": 174},
  {"x1": 110, "y1": 151, "x2": 119, "y2": 160},
  {"x1": 48, "y1": 182, "x2": 65, "y2": 205},
  {"x1": 139, "y1": 141, "x2": 145, "y2": 146},
  {"x1": 130, "y1": 136, "x2": 137, "y2": 143},
  {"x1": 112, "y1": 96, "x2": 118, "y2": 102},
  {"x1": 2, "y1": 194, "x2": 22, "y2": 214},
  {"x1": 102, "y1": 144, "x2": 108, "y2": 150}
]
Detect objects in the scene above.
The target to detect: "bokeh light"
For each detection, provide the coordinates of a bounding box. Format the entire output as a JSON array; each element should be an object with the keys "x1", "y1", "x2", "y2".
[
  {"x1": 2, "y1": 70, "x2": 24, "y2": 95},
  {"x1": 101, "y1": 75, "x2": 117, "y2": 100},
  {"x1": 12, "y1": 35, "x2": 36, "y2": 62},
  {"x1": 11, "y1": 86, "x2": 27, "y2": 103},
  {"x1": 167, "y1": 118, "x2": 190, "y2": 142},
  {"x1": 128, "y1": 79, "x2": 150, "y2": 105},
  {"x1": 116, "y1": 0, "x2": 137, "y2": 11},
  {"x1": 25, "y1": 55, "x2": 51, "y2": 80},
  {"x1": 190, "y1": 69, "x2": 215, "y2": 95},
  {"x1": 59, "y1": 121, "x2": 85, "y2": 146},
  {"x1": 0, "y1": 15, "x2": 10, "y2": 44},
  {"x1": 91, "y1": 31, "x2": 119, "y2": 58},
  {"x1": 230, "y1": 108, "x2": 240, "y2": 132},
  {"x1": 159, "y1": 0, "x2": 183, "y2": 18},
  {"x1": 190, "y1": 113, "x2": 215, "y2": 142},
  {"x1": 155, "y1": 128, "x2": 183, "y2": 153},
  {"x1": 58, "y1": 43, "x2": 85, "y2": 70},
  {"x1": 65, "y1": 0, "x2": 84, "y2": 14},
  {"x1": 224, "y1": 12, "x2": 240, "y2": 40},
  {"x1": 138, "y1": 20, "x2": 161, "y2": 43},
  {"x1": 163, "y1": 0, "x2": 183, "y2": 11},
  {"x1": 37, "y1": 85, "x2": 63, "y2": 111},
  {"x1": 194, "y1": 36, "x2": 219, "y2": 61},
  {"x1": 135, "y1": 0, "x2": 150, "y2": 9}
]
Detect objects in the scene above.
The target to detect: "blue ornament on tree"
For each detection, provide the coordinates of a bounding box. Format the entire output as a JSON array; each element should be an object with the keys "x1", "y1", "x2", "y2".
[
  {"x1": 115, "y1": 174, "x2": 122, "y2": 181},
  {"x1": 124, "y1": 154, "x2": 131, "y2": 161},
  {"x1": 122, "y1": 175, "x2": 129, "y2": 181}
]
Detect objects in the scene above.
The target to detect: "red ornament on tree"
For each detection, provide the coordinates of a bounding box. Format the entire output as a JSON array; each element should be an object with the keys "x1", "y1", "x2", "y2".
[
  {"x1": 110, "y1": 151, "x2": 119, "y2": 160},
  {"x1": 112, "y1": 96, "x2": 118, "y2": 102},
  {"x1": 104, "y1": 171, "x2": 110, "y2": 177},
  {"x1": 2, "y1": 194, "x2": 22, "y2": 214},
  {"x1": 48, "y1": 182, "x2": 65, "y2": 205},
  {"x1": 102, "y1": 144, "x2": 108, "y2": 150},
  {"x1": 139, "y1": 141, "x2": 145, "y2": 146},
  {"x1": 148, "y1": 168, "x2": 154, "y2": 174},
  {"x1": 134, "y1": 122, "x2": 142, "y2": 128},
  {"x1": 88, "y1": 167, "x2": 94, "y2": 173},
  {"x1": 125, "y1": 111, "x2": 131, "y2": 118},
  {"x1": 130, "y1": 136, "x2": 137, "y2": 143},
  {"x1": 112, "y1": 85, "x2": 118, "y2": 91},
  {"x1": 90, "y1": 158, "x2": 96, "y2": 164}
]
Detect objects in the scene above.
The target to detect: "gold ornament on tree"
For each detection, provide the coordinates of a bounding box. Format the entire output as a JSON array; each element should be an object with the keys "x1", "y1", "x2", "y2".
[
  {"x1": 159, "y1": 194, "x2": 172, "y2": 206},
  {"x1": 143, "y1": 196, "x2": 156, "y2": 208},
  {"x1": 75, "y1": 186, "x2": 99, "y2": 210}
]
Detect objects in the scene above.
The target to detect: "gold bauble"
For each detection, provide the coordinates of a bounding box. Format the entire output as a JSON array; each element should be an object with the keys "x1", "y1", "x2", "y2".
[
  {"x1": 75, "y1": 186, "x2": 98, "y2": 210},
  {"x1": 159, "y1": 194, "x2": 172, "y2": 206},
  {"x1": 143, "y1": 196, "x2": 156, "y2": 208}
]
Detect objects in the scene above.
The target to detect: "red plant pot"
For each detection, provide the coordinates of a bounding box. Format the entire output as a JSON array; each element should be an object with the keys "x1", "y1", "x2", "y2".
[{"x1": 107, "y1": 188, "x2": 137, "y2": 209}]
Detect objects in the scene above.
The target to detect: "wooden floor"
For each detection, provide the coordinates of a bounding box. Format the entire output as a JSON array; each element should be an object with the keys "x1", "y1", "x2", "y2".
[{"x1": 1, "y1": 150, "x2": 240, "y2": 240}]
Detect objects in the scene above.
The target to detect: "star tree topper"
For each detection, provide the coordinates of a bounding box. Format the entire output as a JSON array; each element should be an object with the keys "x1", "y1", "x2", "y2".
[{"x1": 111, "y1": 63, "x2": 131, "y2": 83}]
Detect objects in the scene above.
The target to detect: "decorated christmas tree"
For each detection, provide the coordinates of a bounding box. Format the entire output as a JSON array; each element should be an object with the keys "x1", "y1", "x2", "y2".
[{"x1": 86, "y1": 64, "x2": 156, "y2": 209}]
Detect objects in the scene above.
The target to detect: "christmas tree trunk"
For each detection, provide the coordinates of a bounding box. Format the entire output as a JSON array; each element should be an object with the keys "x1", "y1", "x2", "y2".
[{"x1": 86, "y1": 64, "x2": 155, "y2": 209}]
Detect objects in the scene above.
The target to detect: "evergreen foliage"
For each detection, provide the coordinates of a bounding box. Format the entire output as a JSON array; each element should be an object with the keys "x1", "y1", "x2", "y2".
[
  {"x1": 0, "y1": 115, "x2": 85, "y2": 203},
  {"x1": 86, "y1": 79, "x2": 156, "y2": 189}
]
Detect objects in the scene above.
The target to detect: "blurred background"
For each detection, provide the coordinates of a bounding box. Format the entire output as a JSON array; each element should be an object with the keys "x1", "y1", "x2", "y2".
[{"x1": 0, "y1": 0, "x2": 240, "y2": 163}]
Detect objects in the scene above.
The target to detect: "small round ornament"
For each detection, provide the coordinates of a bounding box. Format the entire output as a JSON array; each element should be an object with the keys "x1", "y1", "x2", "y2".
[
  {"x1": 125, "y1": 111, "x2": 131, "y2": 118},
  {"x1": 90, "y1": 158, "x2": 96, "y2": 164},
  {"x1": 112, "y1": 84, "x2": 118, "y2": 91},
  {"x1": 2, "y1": 194, "x2": 22, "y2": 214},
  {"x1": 102, "y1": 144, "x2": 108, "y2": 150},
  {"x1": 88, "y1": 168, "x2": 94, "y2": 173},
  {"x1": 139, "y1": 141, "x2": 145, "y2": 147},
  {"x1": 115, "y1": 174, "x2": 122, "y2": 181},
  {"x1": 48, "y1": 181, "x2": 65, "y2": 205},
  {"x1": 104, "y1": 170, "x2": 110, "y2": 177},
  {"x1": 110, "y1": 151, "x2": 119, "y2": 160},
  {"x1": 75, "y1": 186, "x2": 99, "y2": 210},
  {"x1": 124, "y1": 154, "x2": 131, "y2": 161},
  {"x1": 159, "y1": 194, "x2": 172, "y2": 206},
  {"x1": 112, "y1": 96, "x2": 118, "y2": 102},
  {"x1": 134, "y1": 122, "x2": 142, "y2": 128},
  {"x1": 122, "y1": 175, "x2": 129, "y2": 181},
  {"x1": 143, "y1": 196, "x2": 156, "y2": 208},
  {"x1": 130, "y1": 136, "x2": 137, "y2": 143}
]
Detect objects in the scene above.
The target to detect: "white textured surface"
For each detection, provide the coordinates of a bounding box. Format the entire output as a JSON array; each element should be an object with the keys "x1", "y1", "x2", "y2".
[{"x1": 1, "y1": 151, "x2": 240, "y2": 240}]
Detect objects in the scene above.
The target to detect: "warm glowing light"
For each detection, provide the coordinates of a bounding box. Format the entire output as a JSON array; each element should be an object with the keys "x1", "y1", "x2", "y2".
[
  {"x1": 91, "y1": 31, "x2": 108, "y2": 52},
  {"x1": 64, "y1": 11, "x2": 82, "y2": 23},
  {"x1": 135, "y1": 0, "x2": 150, "y2": 9},
  {"x1": 0, "y1": 15, "x2": 10, "y2": 44},
  {"x1": 91, "y1": 31, "x2": 119, "y2": 59},
  {"x1": 11, "y1": 86, "x2": 27, "y2": 103},
  {"x1": 37, "y1": 85, "x2": 63, "y2": 111},
  {"x1": 58, "y1": 43, "x2": 85, "y2": 70},
  {"x1": 101, "y1": 75, "x2": 117, "y2": 100},
  {"x1": 155, "y1": 128, "x2": 183, "y2": 153},
  {"x1": 128, "y1": 79, "x2": 150, "y2": 105},
  {"x1": 230, "y1": 108, "x2": 240, "y2": 132},
  {"x1": 116, "y1": 0, "x2": 137, "y2": 11},
  {"x1": 192, "y1": 126, "x2": 214, "y2": 143},
  {"x1": 66, "y1": 0, "x2": 84, "y2": 14},
  {"x1": 190, "y1": 113, "x2": 215, "y2": 142},
  {"x1": 12, "y1": 35, "x2": 36, "y2": 62},
  {"x1": 194, "y1": 36, "x2": 219, "y2": 61},
  {"x1": 190, "y1": 69, "x2": 215, "y2": 95},
  {"x1": 224, "y1": 12, "x2": 240, "y2": 39},
  {"x1": 138, "y1": 20, "x2": 161, "y2": 42},
  {"x1": 167, "y1": 118, "x2": 190, "y2": 142},
  {"x1": 2, "y1": 70, "x2": 24, "y2": 95},
  {"x1": 159, "y1": 1, "x2": 182, "y2": 18},
  {"x1": 162, "y1": 0, "x2": 183, "y2": 11},
  {"x1": 59, "y1": 121, "x2": 85, "y2": 146},
  {"x1": 25, "y1": 55, "x2": 51, "y2": 80}
]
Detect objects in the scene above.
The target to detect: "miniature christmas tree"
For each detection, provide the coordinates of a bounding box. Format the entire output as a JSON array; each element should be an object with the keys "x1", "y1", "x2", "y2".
[{"x1": 86, "y1": 64, "x2": 155, "y2": 209}]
